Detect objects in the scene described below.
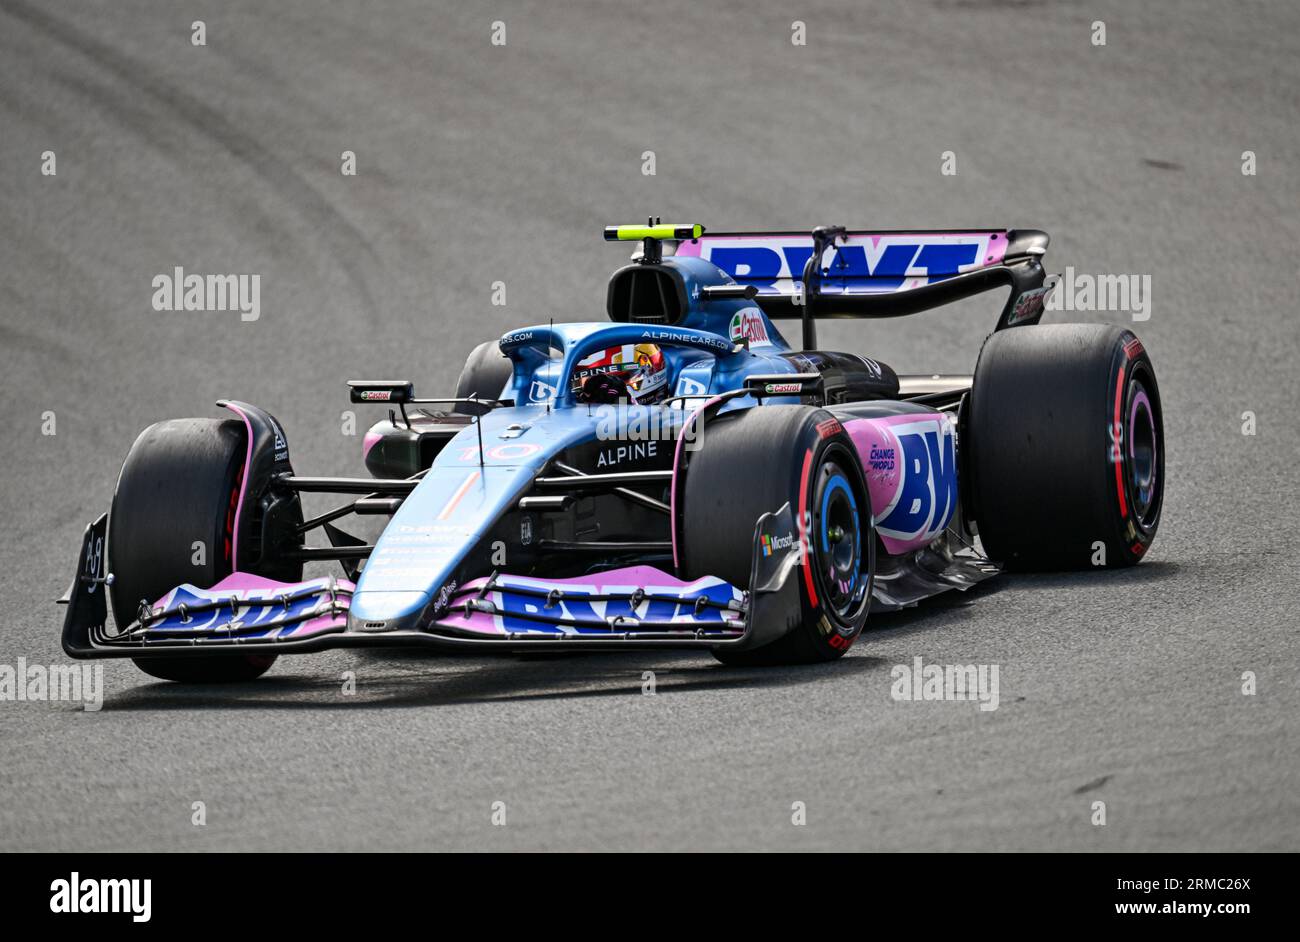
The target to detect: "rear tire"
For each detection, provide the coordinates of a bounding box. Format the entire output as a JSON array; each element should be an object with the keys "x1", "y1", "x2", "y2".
[
  {"x1": 678, "y1": 406, "x2": 874, "y2": 666},
  {"x1": 454, "y1": 341, "x2": 514, "y2": 414},
  {"x1": 968, "y1": 324, "x2": 1164, "y2": 570},
  {"x1": 109, "y1": 418, "x2": 284, "y2": 682}
]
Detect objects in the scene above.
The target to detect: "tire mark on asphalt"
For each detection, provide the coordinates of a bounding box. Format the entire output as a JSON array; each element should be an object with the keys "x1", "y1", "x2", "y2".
[
  {"x1": 1073, "y1": 774, "x2": 1112, "y2": 794},
  {"x1": 0, "y1": 0, "x2": 379, "y2": 310},
  {"x1": 0, "y1": 321, "x2": 83, "y2": 369}
]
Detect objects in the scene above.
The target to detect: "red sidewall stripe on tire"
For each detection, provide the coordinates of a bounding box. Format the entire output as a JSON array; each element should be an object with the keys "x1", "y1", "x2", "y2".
[
  {"x1": 1112, "y1": 364, "x2": 1129, "y2": 521},
  {"x1": 798, "y1": 447, "x2": 818, "y2": 609}
]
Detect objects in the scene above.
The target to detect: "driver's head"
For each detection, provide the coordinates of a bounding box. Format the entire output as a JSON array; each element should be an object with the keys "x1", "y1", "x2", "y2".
[{"x1": 571, "y1": 343, "x2": 668, "y2": 404}]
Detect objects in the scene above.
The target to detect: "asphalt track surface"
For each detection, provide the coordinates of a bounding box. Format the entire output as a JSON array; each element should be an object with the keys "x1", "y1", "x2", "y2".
[{"x1": 1, "y1": 0, "x2": 1297, "y2": 852}]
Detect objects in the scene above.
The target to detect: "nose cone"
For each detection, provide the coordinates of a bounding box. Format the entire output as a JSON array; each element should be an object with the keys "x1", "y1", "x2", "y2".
[
  {"x1": 347, "y1": 405, "x2": 603, "y2": 631},
  {"x1": 347, "y1": 591, "x2": 430, "y2": 632},
  {"x1": 348, "y1": 463, "x2": 536, "y2": 629}
]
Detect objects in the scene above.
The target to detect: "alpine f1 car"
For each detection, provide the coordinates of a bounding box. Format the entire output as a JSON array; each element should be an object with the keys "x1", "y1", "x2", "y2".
[{"x1": 60, "y1": 222, "x2": 1164, "y2": 680}]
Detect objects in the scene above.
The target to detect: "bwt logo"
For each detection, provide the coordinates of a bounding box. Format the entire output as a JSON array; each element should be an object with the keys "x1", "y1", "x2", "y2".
[
  {"x1": 147, "y1": 583, "x2": 329, "y2": 633},
  {"x1": 701, "y1": 237, "x2": 987, "y2": 293},
  {"x1": 528, "y1": 379, "x2": 556, "y2": 403},
  {"x1": 875, "y1": 417, "x2": 957, "y2": 542},
  {"x1": 494, "y1": 579, "x2": 739, "y2": 631},
  {"x1": 674, "y1": 376, "x2": 708, "y2": 397}
]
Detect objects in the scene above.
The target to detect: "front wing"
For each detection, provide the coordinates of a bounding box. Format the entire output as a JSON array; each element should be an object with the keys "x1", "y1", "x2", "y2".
[{"x1": 61, "y1": 507, "x2": 805, "y2": 658}]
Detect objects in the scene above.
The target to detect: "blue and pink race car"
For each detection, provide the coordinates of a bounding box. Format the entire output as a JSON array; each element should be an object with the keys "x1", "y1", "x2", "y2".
[{"x1": 61, "y1": 222, "x2": 1165, "y2": 679}]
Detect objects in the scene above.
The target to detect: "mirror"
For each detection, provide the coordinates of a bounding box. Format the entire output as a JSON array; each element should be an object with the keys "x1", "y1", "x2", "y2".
[{"x1": 456, "y1": 395, "x2": 495, "y2": 418}]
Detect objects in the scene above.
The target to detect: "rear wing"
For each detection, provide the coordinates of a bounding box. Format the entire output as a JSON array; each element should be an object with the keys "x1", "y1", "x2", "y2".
[{"x1": 674, "y1": 227, "x2": 1054, "y2": 347}]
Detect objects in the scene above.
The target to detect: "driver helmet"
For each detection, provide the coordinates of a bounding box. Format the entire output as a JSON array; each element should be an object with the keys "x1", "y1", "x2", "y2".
[{"x1": 571, "y1": 343, "x2": 668, "y2": 404}]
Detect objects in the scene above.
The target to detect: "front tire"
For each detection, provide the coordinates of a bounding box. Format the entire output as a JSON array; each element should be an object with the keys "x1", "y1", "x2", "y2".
[
  {"x1": 968, "y1": 324, "x2": 1164, "y2": 570},
  {"x1": 678, "y1": 406, "x2": 874, "y2": 666},
  {"x1": 109, "y1": 418, "x2": 287, "y2": 682}
]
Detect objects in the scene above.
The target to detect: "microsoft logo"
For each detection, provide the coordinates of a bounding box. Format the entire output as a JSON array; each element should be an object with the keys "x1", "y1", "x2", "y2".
[{"x1": 761, "y1": 532, "x2": 796, "y2": 557}]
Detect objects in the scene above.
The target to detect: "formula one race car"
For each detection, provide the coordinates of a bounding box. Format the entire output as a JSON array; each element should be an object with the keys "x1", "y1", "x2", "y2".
[{"x1": 61, "y1": 222, "x2": 1164, "y2": 680}]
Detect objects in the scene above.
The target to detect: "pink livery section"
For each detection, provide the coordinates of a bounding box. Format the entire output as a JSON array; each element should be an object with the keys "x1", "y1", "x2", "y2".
[
  {"x1": 140, "y1": 573, "x2": 354, "y2": 642},
  {"x1": 844, "y1": 412, "x2": 958, "y2": 555},
  {"x1": 436, "y1": 567, "x2": 745, "y2": 637}
]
